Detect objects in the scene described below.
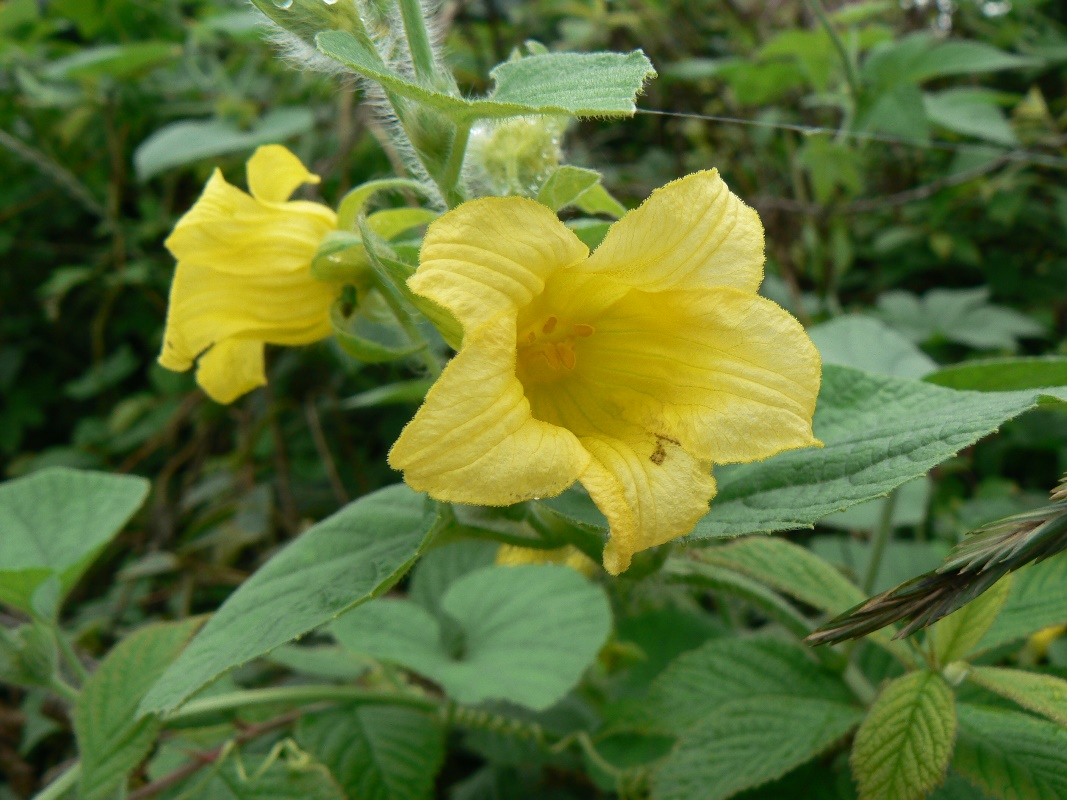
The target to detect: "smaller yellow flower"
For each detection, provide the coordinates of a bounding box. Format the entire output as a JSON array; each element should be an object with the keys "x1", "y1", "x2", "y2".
[
  {"x1": 159, "y1": 145, "x2": 338, "y2": 403},
  {"x1": 496, "y1": 543, "x2": 598, "y2": 576}
]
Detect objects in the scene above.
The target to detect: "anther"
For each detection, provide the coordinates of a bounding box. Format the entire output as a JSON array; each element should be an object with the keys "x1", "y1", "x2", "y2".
[
  {"x1": 542, "y1": 316, "x2": 558, "y2": 334},
  {"x1": 572, "y1": 323, "x2": 594, "y2": 337},
  {"x1": 558, "y1": 345, "x2": 576, "y2": 370},
  {"x1": 526, "y1": 331, "x2": 537, "y2": 344}
]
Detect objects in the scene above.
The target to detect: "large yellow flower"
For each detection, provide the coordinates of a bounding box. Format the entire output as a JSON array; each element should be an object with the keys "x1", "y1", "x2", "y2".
[
  {"x1": 389, "y1": 171, "x2": 822, "y2": 575},
  {"x1": 159, "y1": 145, "x2": 338, "y2": 403}
]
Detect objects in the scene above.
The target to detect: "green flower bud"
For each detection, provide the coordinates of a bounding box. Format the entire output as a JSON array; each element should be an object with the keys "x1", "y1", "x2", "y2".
[
  {"x1": 249, "y1": 0, "x2": 370, "y2": 50},
  {"x1": 467, "y1": 116, "x2": 566, "y2": 197}
]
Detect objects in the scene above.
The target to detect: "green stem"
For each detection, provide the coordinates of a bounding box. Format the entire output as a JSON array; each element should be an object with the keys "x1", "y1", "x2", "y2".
[
  {"x1": 57, "y1": 632, "x2": 89, "y2": 686},
  {"x1": 805, "y1": 0, "x2": 860, "y2": 106},
  {"x1": 169, "y1": 686, "x2": 438, "y2": 721},
  {"x1": 863, "y1": 490, "x2": 899, "y2": 595},
  {"x1": 438, "y1": 121, "x2": 471, "y2": 209},
  {"x1": 843, "y1": 662, "x2": 877, "y2": 706},
  {"x1": 49, "y1": 675, "x2": 80, "y2": 705},
  {"x1": 397, "y1": 0, "x2": 437, "y2": 83},
  {"x1": 31, "y1": 761, "x2": 80, "y2": 800}
]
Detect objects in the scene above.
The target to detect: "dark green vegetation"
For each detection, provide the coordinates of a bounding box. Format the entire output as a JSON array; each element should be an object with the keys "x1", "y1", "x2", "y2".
[{"x1": 2, "y1": 0, "x2": 1067, "y2": 798}]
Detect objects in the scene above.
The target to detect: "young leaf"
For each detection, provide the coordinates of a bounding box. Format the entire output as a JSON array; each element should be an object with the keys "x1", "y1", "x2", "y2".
[
  {"x1": 297, "y1": 705, "x2": 445, "y2": 800},
  {"x1": 536, "y1": 166, "x2": 601, "y2": 212},
  {"x1": 74, "y1": 618, "x2": 202, "y2": 800},
  {"x1": 931, "y1": 575, "x2": 1013, "y2": 666},
  {"x1": 642, "y1": 635, "x2": 856, "y2": 735},
  {"x1": 851, "y1": 671, "x2": 957, "y2": 800},
  {"x1": 651, "y1": 696, "x2": 863, "y2": 800},
  {"x1": 331, "y1": 564, "x2": 611, "y2": 711},
  {"x1": 954, "y1": 704, "x2": 1067, "y2": 800},
  {"x1": 966, "y1": 667, "x2": 1067, "y2": 727},
  {"x1": 140, "y1": 485, "x2": 440, "y2": 716},
  {"x1": 0, "y1": 467, "x2": 149, "y2": 618},
  {"x1": 684, "y1": 366, "x2": 1067, "y2": 539},
  {"x1": 316, "y1": 31, "x2": 655, "y2": 121}
]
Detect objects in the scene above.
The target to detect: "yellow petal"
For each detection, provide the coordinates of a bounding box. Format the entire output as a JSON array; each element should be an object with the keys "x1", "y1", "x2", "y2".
[
  {"x1": 577, "y1": 287, "x2": 822, "y2": 464},
  {"x1": 388, "y1": 315, "x2": 590, "y2": 504},
  {"x1": 165, "y1": 182, "x2": 335, "y2": 277},
  {"x1": 193, "y1": 339, "x2": 267, "y2": 404},
  {"x1": 521, "y1": 376, "x2": 716, "y2": 574},
  {"x1": 496, "y1": 544, "x2": 597, "y2": 576},
  {"x1": 412, "y1": 197, "x2": 588, "y2": 336},
  {"x1": 580, "y1": 431, "x2": 717, "y2": 575},
  {"x1": 246, "y1": 144, "x2": 320, "y2": 204},
  {"x1": 158, "y1": 254, "x2": 335, "y2": 374},
  {"x1": 582, "y1": 170, "x2": 764, "y2": 294}
]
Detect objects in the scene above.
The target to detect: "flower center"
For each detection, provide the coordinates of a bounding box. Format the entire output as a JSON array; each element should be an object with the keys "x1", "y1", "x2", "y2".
[{"x1": 516, "y1": 314, "x2": 595, "y2": 384}]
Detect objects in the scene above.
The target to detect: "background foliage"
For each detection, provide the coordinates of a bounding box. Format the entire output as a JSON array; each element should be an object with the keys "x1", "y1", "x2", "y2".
[{"x1": 2, "y1": 0, "x2": 1067, "y2": 798}]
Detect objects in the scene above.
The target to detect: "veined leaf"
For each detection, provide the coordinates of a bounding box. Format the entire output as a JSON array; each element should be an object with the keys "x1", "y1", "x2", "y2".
[
  {"x1": 297, "y1": 705, "x2": 444, "y2": 800},
  {"x1": 641, "y1": 635, "x2": 856, "y2": 735},
  {"x1": 0, "y1": 467, "x2": 149, "y2": 618},
  {"x1": 75, "y1": 619, "x2": 202, "y2": 800},
  {"x1": 140, "y1": 485, "x2": 440, "y2": 716},
  {"x1": 954, "y1": 704, "x2": 1067, "y2": 800},
  {"x1": 331, "y1": 565, "x2": 611, "y2": 711},
  {"x1": 537, "y1": 166, "x2": 601, "y2": 212},
  {"x1": 931, "y1": 575, "x2": 1013, "y2": 666},
  {"x1": 316, "y1": 31, "x2": 655, "y2": 121},
  {"x1": 967, "y1": 667, "x2": 1067, "y2": 727},
  {"x1": 852, "y1": 671, "x2": 957, "y2": 800},
  {"x1": 651, "y1": 696, "x2": 862, "y2": 800}
]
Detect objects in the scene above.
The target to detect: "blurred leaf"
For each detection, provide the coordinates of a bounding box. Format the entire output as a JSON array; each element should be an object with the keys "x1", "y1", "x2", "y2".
[
  {"x1": 63, "y1": 345, "x2": 139, "y2": 399},
  {"x1": 925, "y1": 357, "x2": 1067, "y2": 391},
  {"x1": 810, "y1": 536, "x2": 948, "y2": 594},
  {"x1": 139, "y1": 485, "x2": 440, "y2": 716},
  {"x1": 337, "y1": 379, "x2": 433, "y2": 410},
  {"x1": 923, "y1": 89, "x2": 1018, "y2": 147},
  {"x1": 408, "y1": 539, "x2": 499, "y2": 614},
  {"x1": 75, "y1": 619, "x2": 202, "y2": 800},
  {"x1": 797, "y1": 137, "x2": 864, "y2": 204},
  {"x1": 297, "y1": 705, "x2": 444, "y2": 800},
  {"x1": 0, "y1": 467, "x2": 149, "y2": 618},
  {"x1": 809, "y1": 316, "x2": 937, "y2": 379},
  {"x1": 817, "y1": 477, "x2": 931, "y2": 532},
  {"x1": 851, "y1": 671, "x2": 956, "y2": 800},
  {"x1": 641, "y1": 636, "x2": 856, "y2": 735},
  {"x1": 330, "y1": 300, "x2": 426, "y2": 364},
  {"x1": 859, "y1": 83, "x2": 930, "y2": 143},
  {"x1": 331, "y1": 565, "x2": 611, "y2": 710},
  {"x1": 967, "y1": 667, "x2": 1067, "y2": 727},
  {"x1": 134, "y1": 108, "x2": 315, "y2": 180},
  {"x1": 651, "y1": 696, "x2": 862, "y2": 800},
  {"x1": 862, "y1": 33, "x2": 1037, "y2": 88},
  {"x1": 954, "y1": 704, "x2": 1067, "y2": 800},
  {"x1": 316, "y1": 32, "x2": 656, "y2": 120},
  {"x1": 573, "y1": 182, "x2": 627, "y2": 218},
  {"x1": 930, "y1": 575, "x2": 1012, "y2": 665},
  {"x1": 44, "y1": 42, "x2": 180, "y2": 81},
  {"x1": 876, "y1": 288, "x2": 1044, "y2": 351},
  {"x1": 193, "y1": 746, "x2": 346, "y2": 800}
]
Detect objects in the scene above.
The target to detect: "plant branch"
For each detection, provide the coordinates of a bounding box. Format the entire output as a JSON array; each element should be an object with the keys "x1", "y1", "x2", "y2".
[{"x1": 168, "y1": 685, "x2": 438, "y2": 721}]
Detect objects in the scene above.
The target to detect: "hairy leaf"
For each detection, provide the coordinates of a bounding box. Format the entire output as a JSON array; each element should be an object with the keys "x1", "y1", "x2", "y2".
[
  {"x1": 931, "y1": 575, "x2": 1013, "y2": 665},
  {"x1": 967, "y1": 667, "x2": 1067, "y2": 727}
]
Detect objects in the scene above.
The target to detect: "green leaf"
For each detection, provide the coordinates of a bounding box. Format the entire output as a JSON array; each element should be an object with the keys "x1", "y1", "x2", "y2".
[
  {"x1": 931, "y1": 575, "x2": 1013, "y2": 666},
  {"x1": 337, "y1": 379, "x2": 433, "y2": 410},
  {"x1": 192, "y1": 746, "x2": 346, "y2": 800},
  {"x1": 316, "y1": 31, "x2": 655, "y2": 121},
  {"x1": 642, "y1": 635, "x2": 855, "y2": 735},
  {"x1": 967, "y1": 667, "x2": 1067, "y2": 727},
  {"x1": 0, "y1": 467, "x2": 149, "y2": 618},
  {"x1": 954, "y1": 704, "x2": 1067, "y2": 800},
  {"x1": 651, "y1": 696, "x2": 862, "y2": 800},
  {"x1": 925, "y1": 357, "x2": 1067, "y2": 392},
  {"x1": 923, "y1": 89, "x2": 1018, "y2": 147},
  {"x1": 408, "y1": 539, "x2": 499, "y2": 614},
  {"x1": 134, "y1": 108, "x2": 315, "y2": 180},
  {"x1": 862, "y1": 33, "x2": 1037, "y2": 88},
  {"x1": 140, "y1": 485, "x2": 440, "y2": 716},
  {"x1": 978, "y1": 556, "x2": 1067, "y2": 653},
  {"x1": 698, "y1": 537, "x2": 866, "y2": 615},
  {"x1": 297, "y1": 705, "x2": 445, "y2": 800},
  {"x1": 44, "y1": 41, "x2": 180, "y2": 81},
  {"x1": 75, "y1": 619, "x2": 202, "y2": 800},
  {"x1": 687, "y1": 366, "x2": 1067, "y2": 539},
  {"x1": 808, "y1": 315, "x2": 937, "y2": 379},
  {"x1": 573, "y1": 182, "x2": 627, "y2": 218},
  {"x1": 331, "y1": 565, "x2": 611, "y2": 711},
  {"x1": 329, "y1": 300, "x2": 426, "y2": 364},
  {"x1": 536, "y1": 166, "x2": 601, "y2": 212},
  {"x1": 816, "y1": 477, "x2": 931, "y2": 533},
  {"x1": 851, "y1": 671, "x2": 957, "y2": 800}
]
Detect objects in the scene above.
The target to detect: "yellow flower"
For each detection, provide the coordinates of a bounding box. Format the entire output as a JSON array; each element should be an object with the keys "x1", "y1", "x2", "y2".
[
  {"x1": 389, "y1": 171, "x2": 822, "y2": 574},
  {"x1": 159, "y1": 145, "x2": 338, "y2": 403}
]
